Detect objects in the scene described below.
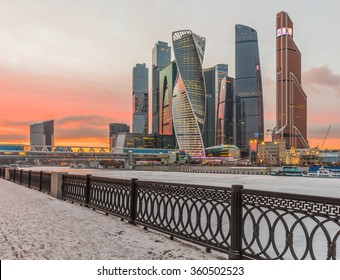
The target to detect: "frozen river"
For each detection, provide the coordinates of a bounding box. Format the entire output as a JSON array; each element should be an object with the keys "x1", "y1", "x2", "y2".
[{"x1": 25, "y1": 167, "x2": 340, "y2": 198}]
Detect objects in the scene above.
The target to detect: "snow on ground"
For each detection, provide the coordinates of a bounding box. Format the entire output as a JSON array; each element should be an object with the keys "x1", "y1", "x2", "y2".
[
  {"x1": 0, "y1": 179, "x2": 226, "y2": 260},
  {"x1": 27, "y1": 166, "x2": 340, "y2": 198}
]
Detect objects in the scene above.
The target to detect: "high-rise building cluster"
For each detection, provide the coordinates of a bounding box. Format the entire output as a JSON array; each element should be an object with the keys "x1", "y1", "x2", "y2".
[{"x1": 124, "y1": 11, "x2": 308, "y2": 157}]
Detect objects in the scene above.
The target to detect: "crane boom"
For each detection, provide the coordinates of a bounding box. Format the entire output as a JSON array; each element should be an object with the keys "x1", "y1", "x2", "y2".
[{"x1": 320, "y1": 126, "x2": 331, "y2": 150}]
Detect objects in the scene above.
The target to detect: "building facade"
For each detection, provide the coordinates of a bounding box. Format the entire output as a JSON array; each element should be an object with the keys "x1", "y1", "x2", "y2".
[
  {"x1": 257, "y1": 140, "x2": 286, "y2": 166},
  {"x1": 109, "y1": 123, "x2": 130, "y2": 148},
  {"x1": 172, "y1": 30, "x2": 206, "y2": 157},
  {"x1": 132, "y1": 63, "x2": 149, "y2": 135},
  {"x1": 152, "y1": 41, "x2": 171, "y2": 134},
  {"x1": 158, "y1": 61, "x2": 177, "y2": 149},
  {"x1": 203, "y1": 64, "x2": 229, "y2": 148},
  {"x1": 216, "y1": 76, "x2": 235, "y2": 146},
  {"x1": 30, "y1": 120, "x2": 54, "y2": 150},
  {"x1": 235, "y1": 24, "x2": 264, "y2": 152},
  {"x1": 275, "y1": 11, "x2": 308, "y2": 148}
]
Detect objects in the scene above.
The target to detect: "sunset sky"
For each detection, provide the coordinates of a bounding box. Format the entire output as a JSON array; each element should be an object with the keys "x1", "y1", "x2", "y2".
[{"x1": 0, "y1": 0, "x2": 339, "y2": 149}]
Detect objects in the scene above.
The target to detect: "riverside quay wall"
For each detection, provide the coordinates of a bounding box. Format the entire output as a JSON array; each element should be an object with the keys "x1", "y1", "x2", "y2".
[{"x1": 134, "y1": 165, "x2": 273, "y2": 175}]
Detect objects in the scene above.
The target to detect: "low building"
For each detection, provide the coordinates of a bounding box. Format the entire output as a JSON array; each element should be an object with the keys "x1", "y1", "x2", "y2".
[
  {"x1": 109, "y1": 123, "x2": 130, "y2": 148},
  {"x1": 205, "y1": 145, "x2": 240, "y2": 159},
  {"x1": 319, "y1": 150, "x2": 340, "y2": 165},
  {"x1": 111, "y1": 132, "x2": 159, "y2": 153},
  {"x1": 296, "y1": 148, "x2": 320, "y2": 166},
  {"x1": 257, "y1": 140, "x2": 286, "y2": 166},
  {"x1": 285, "y1": 147, "x2": 300, "y2": 165}
]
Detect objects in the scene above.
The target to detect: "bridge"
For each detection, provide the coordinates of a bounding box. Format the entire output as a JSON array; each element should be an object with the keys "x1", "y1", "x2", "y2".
[{"x1": 0, "y1": 145, "x2": 171, "y2": 166}]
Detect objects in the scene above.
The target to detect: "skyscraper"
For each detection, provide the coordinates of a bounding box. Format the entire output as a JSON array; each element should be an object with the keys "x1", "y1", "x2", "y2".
[
  {"x1": 132, "y1": 63, "x2": 148, "y2": 135},
  {"x1": 172, "y1": 30, "x2": 206, "y2": 157},
  {"x1": 152, "y1": 41, "x2": 171, "y2": 134},
  {"x1": 203, "y1": 64, "x2": 229, "y2": 148},
  {"x1": 30, "y1": 120, "x2": 54, "y2": 150},
  {"x1": 275, "y1": 11, "x2": 308, "y2": 148},
  {"x1": 159, "y1": 61, "x2": 177, "y2": 149},
  {"x1": 235, "y1": 24, "x2": 264, "y2": 151},
  {"x1": 216, "y1": 76, "x2": 235, "y2": 146}
]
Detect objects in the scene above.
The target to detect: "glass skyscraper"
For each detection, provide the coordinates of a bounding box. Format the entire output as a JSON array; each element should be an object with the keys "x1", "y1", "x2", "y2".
[
  {"x1": 216, "y1": 76, "x2": 235, "y2": 146},
  {"x1": 203, "y1": 64, "x2": 229, "y2": 147},
  {"x1": 235, "y1": 24, "x2": 264, "y2": 151},
  {"x1": 132, "y1": 63, "x2": 148, "y2": 135},
  {"x1": 172, "y1": 30, "x2": 206, "y2": 157},
  {"x1": 275, "y1": 11, "x2": 308, "y2": 148},
  {"x1": 30, "y1": 120, "x2": 54, "y2": 151},
  {"x1": 152, "y1": 41, "x2": 171, "y2": 134},
  {"x1": 159, "y1": 61, "x2": 177, "y2": 149}
]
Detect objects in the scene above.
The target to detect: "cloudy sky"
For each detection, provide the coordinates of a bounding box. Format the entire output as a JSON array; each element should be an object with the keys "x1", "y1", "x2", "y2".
[{"x1": 0, "y1": 0, "x2": 339, "y2": 148}]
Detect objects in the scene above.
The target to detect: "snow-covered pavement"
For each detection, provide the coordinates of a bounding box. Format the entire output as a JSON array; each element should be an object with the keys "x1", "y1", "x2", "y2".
[{"x1": 0, "y1": 179, "x2": 226, "y2": 260}]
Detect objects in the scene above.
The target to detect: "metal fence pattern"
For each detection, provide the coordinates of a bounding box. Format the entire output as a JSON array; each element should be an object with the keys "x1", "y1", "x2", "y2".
[
  {"x1": 135, "y1": 181, "x2": 232, "y2": 253},
  {"x1": 241, "y1": 189, "x2": 340, "y2": 260},
  {"x1": 89, "y1": 176, "x2": 131, "y2": 218},
  {"x1": 2, "y1": 168, "x2": 340, "y2": 260},
  {"x1": 61, "y1": 174, "x2": 87, "y2": 203},
  {"x1": 21, "y1": 170, "x2": 30, "y2": 187}
]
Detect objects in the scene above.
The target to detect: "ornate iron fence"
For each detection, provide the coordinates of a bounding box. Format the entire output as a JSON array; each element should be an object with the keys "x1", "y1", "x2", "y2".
[
  {"x1": 59, "y1": 175, "x2": 340, "y2": 260},
  {"x1": 21, "y1": 170, "x2": 31, "y2": 187},
  {"x1": 3, "y1": 169, "x2": 340, "y2": 260},
  {"x1": 240, "y1": 188, "x2": 340, "y2": 260},
  {"x1": 4, "y1": 168, "x2": 51, "y2": 193},
  {"x1": 61, "y1": 174, "x2": 132, "y2": 219},
  {"x1": 134, "y1": 180, "x2": 232, "y2": 253},
  {"x1": 89, "y1": 176, "x2": 131, "y2": 218}
]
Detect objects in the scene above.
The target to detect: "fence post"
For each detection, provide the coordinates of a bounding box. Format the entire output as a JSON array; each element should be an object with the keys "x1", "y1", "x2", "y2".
[
  {"x1": 51, "y1": 172, "x2": 66, "y2": 199},
  {"x1": 129, "y1": 178, "x2": 138, "y2": 224},
  {"x1": 28, "y1": 170, "x2": 31, "y2": 188},
  {"x1": 39, "y1": 171, "x2": 43, "y2": 191},
  {"x1": 13, "y1": 168, "x2": 16, "y2": 182},
  {"x1": 229, "y1": 184, "x2": 243, "y2": 260},
  {"x1": 5, "y1": 168, "x2": 10, "y2": 180},
  {"x1": 20, "y1": 169, "x2": 23, "y2": 185},
  {"x1": 85, "y1": 174, "x2": 91, "y2": 206}
]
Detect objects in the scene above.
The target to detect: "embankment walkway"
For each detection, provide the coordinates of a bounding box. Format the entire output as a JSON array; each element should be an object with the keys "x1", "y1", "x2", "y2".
[{"x1": 0, "y1": 179, "x2": 225, "y2": 260}]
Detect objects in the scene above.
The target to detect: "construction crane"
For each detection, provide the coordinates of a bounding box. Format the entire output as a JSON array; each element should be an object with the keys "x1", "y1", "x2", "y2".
[{"x1": 320, "y1": 126, "x2": 331, "y2": 150}]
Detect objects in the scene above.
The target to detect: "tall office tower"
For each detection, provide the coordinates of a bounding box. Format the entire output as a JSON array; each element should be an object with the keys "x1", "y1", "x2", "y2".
[
  {"x1": 152, "y1": 41, "x2": 171, "y2": 134},
  {"x1": 30, "y1": 120, "x2": 54, "y2": 150},
  {"x1": 132, "y1": 63, "x2": 148, "y2": 135},
  {"x1": 203, "y1": 64, "x2": 229, "y2": 147},
  {"x1": 275, "y1": 11, "x2": 308, "y2": 148},
  {"x1": 109, "y1": 123, "x2": 130, "y2": 148},
  {"x1": 235, "y1": 24, "x2": 264, "y2": 151},
  {"x1": 159, "y1": 61, "x2": 177, "y2": 149},
  {"x1": 172, "y1": 30, "x2": 206, "y2": 157},
  {"x1": 216, "y1": 76, "x2": 235, "y2": 146}
]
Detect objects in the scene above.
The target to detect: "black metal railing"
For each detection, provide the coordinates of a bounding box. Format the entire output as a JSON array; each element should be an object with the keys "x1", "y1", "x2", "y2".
[
  {"x1": 61, "y1": 174, "x2": 88, "y2": 204},
  {"x1": 3, "y1": 169, "x2": 340, "y2": 260},
  {"x1": 134, "y1": 180, "x2": 232, "y2": 253},
  {"x1": 240, "y1": 188, "x2": 340, "y2": 260},
  {"x1": 60, "y1": 173, "x2": 340, "y2": 260},
  {"x1": 4, "y1": 168, "x2": 51, "y2": 193}
]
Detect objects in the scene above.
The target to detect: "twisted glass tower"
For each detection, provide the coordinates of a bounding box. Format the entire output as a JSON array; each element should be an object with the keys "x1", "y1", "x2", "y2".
[{"x1": 172, "y1": 30, "x2": 206, "y2": 157}]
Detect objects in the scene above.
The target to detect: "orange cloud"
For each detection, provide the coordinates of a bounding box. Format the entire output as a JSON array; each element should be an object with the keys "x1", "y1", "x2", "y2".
[{"x1": 0, "y1": 68, "x2": 131, "y2": 146}]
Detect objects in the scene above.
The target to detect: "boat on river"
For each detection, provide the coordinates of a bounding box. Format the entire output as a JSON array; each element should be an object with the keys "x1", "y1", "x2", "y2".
[
  {"x1": 305, "y1": 166, "x2": 340, "y2": 178},
  {"x1": 271, "y1": 166, "x2": 305, "y2": 177}
]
